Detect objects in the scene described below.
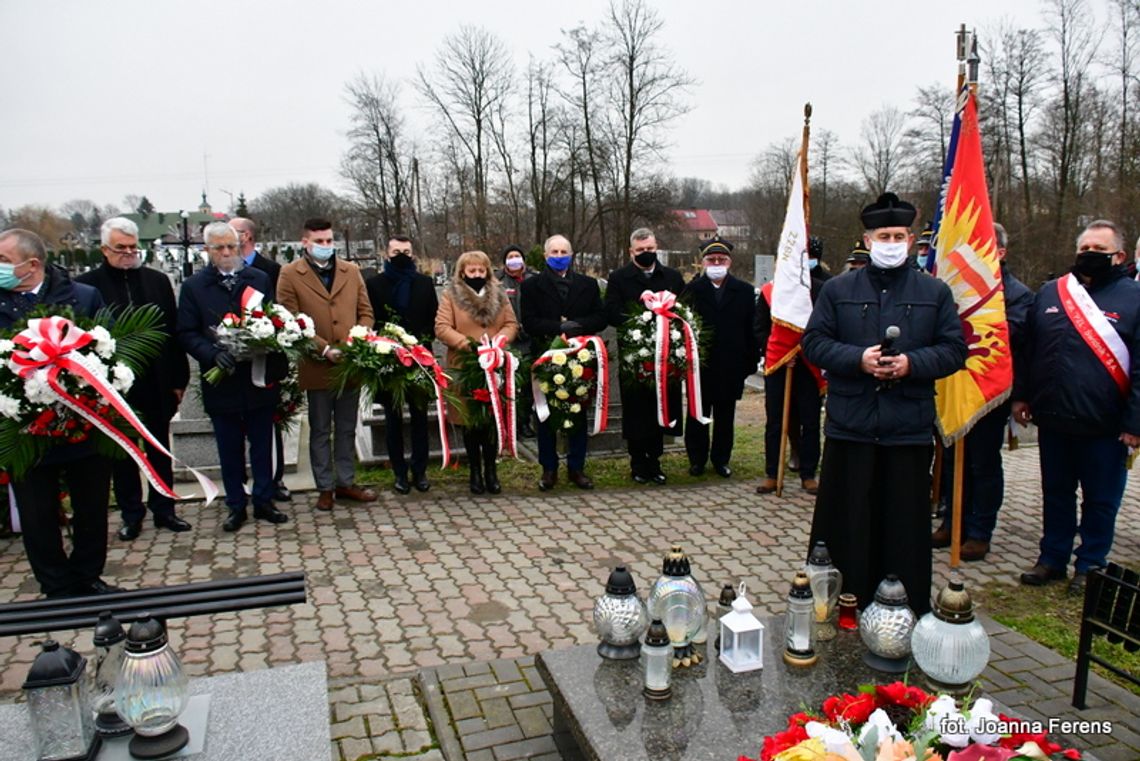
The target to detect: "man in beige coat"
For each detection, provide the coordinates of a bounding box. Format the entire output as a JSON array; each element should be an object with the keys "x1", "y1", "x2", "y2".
[{"x1": 277, "y1": 217, "x2": 376, "y2": 511}]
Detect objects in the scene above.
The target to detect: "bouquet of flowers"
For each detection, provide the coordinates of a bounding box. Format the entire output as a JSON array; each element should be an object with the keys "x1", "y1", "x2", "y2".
[
  {"x1": 336, "y1": 322, "x2": 454, "y2": 467},
  {"x1": 617, "y1": 289, "x2": 709, "y2": 428},
  {"x1": 204, "y1": 286, "x2": 316, "y2": 384},
  {"x1": 0, "y1": 305, "x2": 165, "y2": 479},
  {"x1": 274, "y1": 369, "x2": 306, "y2": 431},
  {"x1": 531, "y1": 334, "x2": 609, "y2": 434},
  {"x1": 454, "y1": 334, "x2": 522, "y2": 456},
  {"x1": 750, "y1": 682, "x2": 1080, "y2": 761}
]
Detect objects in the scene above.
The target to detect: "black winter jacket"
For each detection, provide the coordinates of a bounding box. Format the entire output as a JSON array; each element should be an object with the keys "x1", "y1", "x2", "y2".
[
  {"x1": 520, "y1": 269, "x2": 607, "y2": 353},
  {"x1": 802, "y1": 264, "x2": 967, "y2": 445},
  {"x1": 365, "y1": 269, "x2": 439, "y2": 341},
  {"x1": 1013, "y1": 267, "x2": 1140, "y2": 437},
  {"x1": 683, "y1": 274, "x2": 759, "y2": 401}
]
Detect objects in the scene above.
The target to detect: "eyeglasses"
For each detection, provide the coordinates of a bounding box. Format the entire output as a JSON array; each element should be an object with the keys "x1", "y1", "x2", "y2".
[
  {"x1": 107, "y1": 245, "x2": 139, "y2": 254},
  {"x1": 207, "y1": 244, "x2": 239, "y2": 252}
]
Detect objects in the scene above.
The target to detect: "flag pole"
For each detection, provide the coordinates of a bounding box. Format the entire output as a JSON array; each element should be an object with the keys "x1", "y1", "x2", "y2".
[{"x1": 776, "y1": 103, "x2": 812, "y2": 498}]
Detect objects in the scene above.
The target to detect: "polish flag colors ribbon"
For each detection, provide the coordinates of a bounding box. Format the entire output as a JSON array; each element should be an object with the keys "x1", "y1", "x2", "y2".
[
  {"x1": 1057, "y1": 273, "x2": 1131, "y2": 396},
  {"x1": 241, "y1": 287, "x2": 268, "y2": 387},
  {"x1": 531, "y1": 335, "x2": 609, "y2": 436},
  {"x1": 393, "y1": 341, "x2": 453, "y2": 469},
  {"x1": 476, "y1": 334, "x2": 518, "y2": 458},
  {"x1": 10, "y1": 316, "x2": 219, "y2": 505},
  {"x1": 639, "y1": 290, "x2": 710, "y2": 428}
]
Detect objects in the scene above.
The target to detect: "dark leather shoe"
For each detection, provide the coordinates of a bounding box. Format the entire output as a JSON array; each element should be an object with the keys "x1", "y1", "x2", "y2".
[
  {"x1": 154, "y1": 515, "x2": 192, "y2": 533},
  {"x1": 273, "y1": 482, "x2": 291, "y2": 502},
  {"x1": 222, "y1": 510, "x2": 247, "y2": 532},
  {"x1": 568, "y1": 470, "x2": 594, "y2": 490},
  {"x1": 75, "y1": 579, "x2": 124, "y2": 596},
  {"x1": 714, "y1": 465, "x2": 732, "y2": 478},
  {"x1": 1020, "y1": 563, "x2": 1066, "y2": 586},
  {"x1": 117, "y1": 521, "x2": 142, "y2": 541},
  {"x1": 1068, "y1": 572, "x2": 1088, "y2": 596},
  {"x1": 688, "y1": 464, "x2": 705, "y2": 476},
  {"x1": 413, "y1": 474, "x2": 430, "y2": 492},
  {"x1": 336, "y1": 485, "x2": 377, "y2": 502},
  {"x1": 316, "y1": 490, "x2": 334, "y2": 511},
  {"x1": 393, "y1": 474, "x2": 411, "y2": 495},
  {"x1": 651, "y1": 472, "x2": 667, "y2": 485},
  {"x1": 470, "y1": 470, "x2": 485, "y2": 495},
  {"x1": 631, "y1": 472, "x2": 650, "y2": 484},
  {"x1": 960, "y1": 539, "x2": 990, "y2": 562},
  {"x1": 931, "y1": 527, "x2": 951, "y2": 548},
  {"x1": 539, "y1": 470, "x2": 557, "y2": 491},
  {"x1": 254, "y1": 504, "x2": 289, "y2": 524}
]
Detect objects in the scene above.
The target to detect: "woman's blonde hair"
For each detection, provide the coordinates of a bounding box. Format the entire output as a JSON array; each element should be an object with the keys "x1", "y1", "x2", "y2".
[{"x1": 453, "y1": 250, "x2": 493, "y2": 279}]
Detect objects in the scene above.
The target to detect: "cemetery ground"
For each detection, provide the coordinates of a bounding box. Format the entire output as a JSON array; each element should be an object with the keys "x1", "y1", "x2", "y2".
[{"x1": 0, "y1": 389, "x2": 1138, "y2": 760}]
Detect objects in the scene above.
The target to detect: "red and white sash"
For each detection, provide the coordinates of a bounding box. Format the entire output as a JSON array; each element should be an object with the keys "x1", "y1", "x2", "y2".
[
  {"x1": 476, "y1": 334, "x2": 518, "y2": 458},
  {"x1": 1057, "y1": 273, "x2": 1131, "y2": 396},
  {"x1": 531, "y1": 335, "x2": 609, "y2": 436}
]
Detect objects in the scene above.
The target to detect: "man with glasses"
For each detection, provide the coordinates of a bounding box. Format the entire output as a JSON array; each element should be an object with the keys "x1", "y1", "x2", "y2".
[
  {"x1": 682, "y1": 235, "x2": 758, "y2": 478},
  {"x1": 77, "y1": 217, "x2": 191, "y2": 540},
  {"x1": 177, "y1": 222, "x2": 289, "y2": 532}
]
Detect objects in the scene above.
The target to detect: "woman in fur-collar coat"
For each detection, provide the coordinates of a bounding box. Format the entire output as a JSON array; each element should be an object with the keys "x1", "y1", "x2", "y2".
[{"x1": 435, "y1": 250, "x2": 518, "y2": 494}]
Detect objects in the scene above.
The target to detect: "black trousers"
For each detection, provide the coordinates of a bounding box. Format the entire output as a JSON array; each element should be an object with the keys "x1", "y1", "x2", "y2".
[
  {"x1": 622, "y1": 383, "x2": 681, "y2": 476},
  {"x1": 273, "y1": 425, "x2": 286, "y2": 484},
  {"x1": 13, "y1": 455, "x2": 111, "y2": 597},
  {"x1": 211, "y1": 406, "x2": 275, "y2": 512},
  {"x1": 380, "y1": 394, "x2": 430, "y2": 478},
  {"x1": 809, "y1": 439, "x2": 934, "y2": 615},
  {"x1": 684, "y1": 397, "x2": 738, "y2": 469},
  {"x1": 764, "y1": 363, "x2": 822, "y2": 479},
  {"x1": 114, "y1": 411, "x2": 175, "y2": 525}
]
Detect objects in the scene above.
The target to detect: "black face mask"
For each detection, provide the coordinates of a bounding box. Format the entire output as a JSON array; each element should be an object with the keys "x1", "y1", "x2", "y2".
[
  {"x1": 634, "y1": 250, "x2": 657, "y2": 268},
  {"x1": 463, "y1": 275, "x2": 487, "y2": 292},
  {"x1": 389, "y1": 253, "x2": 414, "y2": 269},
  {"x1": 1075, "y1": 252, "x2": 1115, "y2": 279}
]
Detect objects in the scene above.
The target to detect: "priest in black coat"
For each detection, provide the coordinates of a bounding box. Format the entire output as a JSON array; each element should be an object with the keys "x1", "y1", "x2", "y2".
[
  {"x1": 76, "y1": 218, "x2": 192, "y2": 541},
  {"x1": 520, "y1": 234, "x2": 608, "y2": 491},
  {"x1": 365, "y1": 235, "x2": 439, "y2": 494},
  {"x1": 605, "y1": 228, "x2": 686, "y2": 484},
  {"x1": 681, "y1": 236, "x2": 759, "y2": 477}
]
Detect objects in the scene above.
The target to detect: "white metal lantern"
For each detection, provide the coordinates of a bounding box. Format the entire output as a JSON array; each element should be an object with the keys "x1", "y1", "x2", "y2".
[{"x1": 718, "y1": 583, "x2": 764, "y2": 673}]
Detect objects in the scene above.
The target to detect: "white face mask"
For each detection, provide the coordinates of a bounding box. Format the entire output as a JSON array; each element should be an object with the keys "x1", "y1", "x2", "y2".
[
  {"x1": 705, "y1": 265, "x2": 728, "y2": 281},
  {"x1": 869, "y1": 240, "x2": 909, "y2": 269}
]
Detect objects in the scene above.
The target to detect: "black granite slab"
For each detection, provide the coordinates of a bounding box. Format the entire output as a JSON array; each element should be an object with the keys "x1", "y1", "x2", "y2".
[{"x1": 537, "y1": 616, "x2": 884, "y2": 761}]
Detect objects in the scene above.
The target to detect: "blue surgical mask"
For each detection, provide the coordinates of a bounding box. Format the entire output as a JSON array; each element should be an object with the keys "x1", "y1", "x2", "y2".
[
  {"x1": 0, "y1": 261, "x2": 28, "y2": 290},
  {"x1": 808, "y1": 258, "x2": 819, "y2": 270},
  {"x1": 309, "y1": 244, "x2": 335, "y2": 262},
  {"x1": 547, "y1": 255, "x2": 572, "y2": 272}
]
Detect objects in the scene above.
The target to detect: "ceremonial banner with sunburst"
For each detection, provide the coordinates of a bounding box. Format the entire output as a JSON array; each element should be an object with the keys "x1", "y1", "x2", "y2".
[{"x1": 931, "y1": 87, "x2": 1012, "y2": 446}]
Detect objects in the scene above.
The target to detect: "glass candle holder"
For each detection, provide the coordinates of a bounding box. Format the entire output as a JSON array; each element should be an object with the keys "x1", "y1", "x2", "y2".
[
  {"x1": 641, "y1": 619, "x2": 673, "y2": 700},
  {"x1": 837, "y1": 593, "x2": 859, "y2": 631}
]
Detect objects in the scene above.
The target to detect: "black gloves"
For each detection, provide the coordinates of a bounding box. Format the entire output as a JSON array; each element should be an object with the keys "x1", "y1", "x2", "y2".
[
  {"x1": 560, "y1": 320, "x2": 583, "y2": 336},
  {"x1": 214, "y1": 350, "x2": 237, "y2": 372}
]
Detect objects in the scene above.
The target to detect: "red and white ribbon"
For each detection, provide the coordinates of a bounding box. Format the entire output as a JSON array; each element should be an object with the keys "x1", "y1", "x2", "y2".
[
  {"x1": 476, "y1": 334, "x2": 518, "y2": 458},
  {"x1": 9, "y1": 316, "x2": 219, "y2": 505},
  {"x1": 531, "y1": 335, "x2": 609, "y2": 436},
  {"x1": 240, "y1": 287, "x2": 268, "y2": 387},
  {"x1": 395, "y1": 341, "x2": 453, "y2": 469},
  {"x1": 1057, "y1": 273, "x2": 1131, "y2": 396},
  {"x1": 639, "y1": 290, "x2": 710, "y2": 428}
]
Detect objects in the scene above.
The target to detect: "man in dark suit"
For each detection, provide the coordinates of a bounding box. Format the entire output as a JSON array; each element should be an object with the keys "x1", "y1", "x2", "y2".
[
  {"x1": 521, "y1": 234, "x2": 608, "y2": 490},
  {"x1": 682, "y1": 236, "x2": 759, "y2": 477},
  {"x1": 0, "y1": 228, "x2": 119, "y2": 597},
  {"x1": 177, "y1": 222, "x2": 289, "y2": 532},
  {"x1": 230, "y1": 216, "x2": 290, "y2": 502},
  {"x1": 76, "y1": 217, "x2": 191, "y2": 540},
  {"x1": 605, "y1": 227, "x2": 686, "y2": 484},
  {"x1": 365, "y1": 235, "x2": 438, "y2": 494}
]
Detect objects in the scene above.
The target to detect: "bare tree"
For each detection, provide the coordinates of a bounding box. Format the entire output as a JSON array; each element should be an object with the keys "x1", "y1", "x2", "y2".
[
  {"x1": 249, "y1": 183, "x2": 344, "y2": 241},
  {"x1": 342, "y1": 72, "x2": 411, "y2": 243},
  {"x1": 811, "y1": 129, "x2": 842, "y2": 234},
  {"x1": 526, "y1": 57, "x2": 564, "y2": 244},
  {"x1": 902, "y1": 84, "x2": 957, "y2": 194},
  {"x1": 848, "y1": 106, "x2": 907, "y2": 196},
  {"x1": 417, "y1": 26, "x2": 513, "y2": 247},
  {"x1": 604, "y1": 0, "x2": 693, "y2": 255}
]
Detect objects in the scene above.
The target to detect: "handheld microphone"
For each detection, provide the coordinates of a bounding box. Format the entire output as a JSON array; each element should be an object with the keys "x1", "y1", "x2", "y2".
[{"x1": 880, "y1": 325, "x2": 900, "y2": 357}]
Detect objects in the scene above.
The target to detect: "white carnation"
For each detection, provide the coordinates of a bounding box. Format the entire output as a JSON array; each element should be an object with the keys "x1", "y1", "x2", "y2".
[
  {"x1": 629, "y1": 329, "x2": 643, "y2": 341},
  {"x1": 88, "y1": 325, "x2": 116, "y2": 359},
  {"x1": 348, "y1": 325, "x2": 370, "y2": 340},
  {"x1": 639, "y1": 311, "x2": 652, "y2": 322},
  {"x1": 248, "y1": 318, "x2": 275, "y2": 340},
  {"x1": 0, "y1": 339, "x2": 14, "y2": 354},
  {"x1": 111, "y1": 362, "x2": 135, "y2": 392},
  {"x1": 271, "y1": 304, "x2": 295, "y2": 322},
  {"x1": 0, "y1": 393, "x2": 21, "y2": 419},
  {"x1": 375, "y1": 341, "x2": 393, "y2": 355},
  {"x1": 23, "y1": 372, "x2": 56, "y2": 404},
  {"x1": 277, "y1": 332, "x2": 298, "y2": 347},
  {"x1": 637, "y1": 348, "x2": 650, "y2": 358},
  {"x1": 670, "y1": 329, "x2": 681, "y2": 341},
  {"x1": 674, "y1": 347, "x2": 686, "y2": 358}
]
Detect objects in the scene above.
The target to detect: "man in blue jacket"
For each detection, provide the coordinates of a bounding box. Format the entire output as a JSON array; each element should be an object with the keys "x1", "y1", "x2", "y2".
[
  {"x1": 0, "y1": 228, "x2": 118, "y2": 597},
  {"x1": 803, "y1": 193, "x2": 967, "y2": 615},
  {"x1": 1013, "y1": 219, "x2": 1140, "y2": 594}
]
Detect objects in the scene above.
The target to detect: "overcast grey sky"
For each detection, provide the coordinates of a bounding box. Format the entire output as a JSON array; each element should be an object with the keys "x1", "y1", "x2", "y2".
[{"x1": 2, "y1": 0, "x2": 1051, "y2": 213}]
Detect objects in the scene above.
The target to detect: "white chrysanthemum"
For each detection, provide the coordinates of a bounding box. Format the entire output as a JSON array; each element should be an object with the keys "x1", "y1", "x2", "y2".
[
  {"x1": 670, "y1": 329, "x2": 681, "y2": 341},
  {"x1": 0, "y1": 393, "x2": 21, "y2": 419},
  {"x1": 88, "y1": 325, "x2": 116, "y2": 359},
  {"x1": 277, "y1": 332, "x2": 298, "y2": 347},
  {"x1": 272, "y1": 304, "x2": 294, "y2": 321},
  {"x1": 639, "y1": 311, "x2": 652, "y2": 322},
  {"x1": 0, "y1": 339, "x2": 14, "y2": 354},
  {"x1": 628, "y1": 329, "x2": 642, "y2": 342},
  {"x1": 248, "y1": 318, "x2": 276, "y2": 340},
  {"x1": 375, "y1": 341, "x2": 393, "y2": 355},
  {"x1": 23, "y1": 372, "x2": 56, "y2": 404},
  {"x1": 349, "y1": 325, "x2": 370, "y2": 340},
  {"x1": 111, "y1": 362, "x2": 135, "y2": 392},
  {"x1": 674, "y1": 347, "x2": 686, "y2": 358},
  {"x1": 283, "y1": 320, "x2": 301, "y2": 335},
  {"x1": 552, "y1": 373, "x2": 566, "y2": 385},
  {"x1": 637, "y1": 348, "x2": 650, "y2": 358}
]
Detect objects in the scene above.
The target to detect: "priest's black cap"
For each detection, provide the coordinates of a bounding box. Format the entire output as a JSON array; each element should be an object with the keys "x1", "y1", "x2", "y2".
[{"x1": 860, "y1": 192, "x2": 917, "y2": 230}]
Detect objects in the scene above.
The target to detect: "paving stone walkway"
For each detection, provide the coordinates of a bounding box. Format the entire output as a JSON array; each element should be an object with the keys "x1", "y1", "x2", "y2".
[{"x1": 1, "y1": 417, "x2": 1138, "y2": 760}]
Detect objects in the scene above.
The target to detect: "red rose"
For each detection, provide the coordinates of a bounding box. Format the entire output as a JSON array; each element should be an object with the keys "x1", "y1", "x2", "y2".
[
  {"x1": 582, "y1": 367, "x2": 596, "y2": 380},
  {"x1": 252, "y1": 309, "x2": 265, "y2": 318},
  {"x1": 875, "y1": 681, "x2": 929, "y2": 709},
  {"x1": 0, "y1": 471, "x2": 9, "y2": 485},
  {"x1": 472, "y1": 388, "x2": 492, "y2": 402},
  {"x1": 1062, "y1": 749, "x2": 1082, "y2": 760},
  {"x1": 760, "y1": 723, "x2": 809, "y2": 761},
  {"x1": 271, "y1": 317, "x2": 285, "y2": 329}
]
